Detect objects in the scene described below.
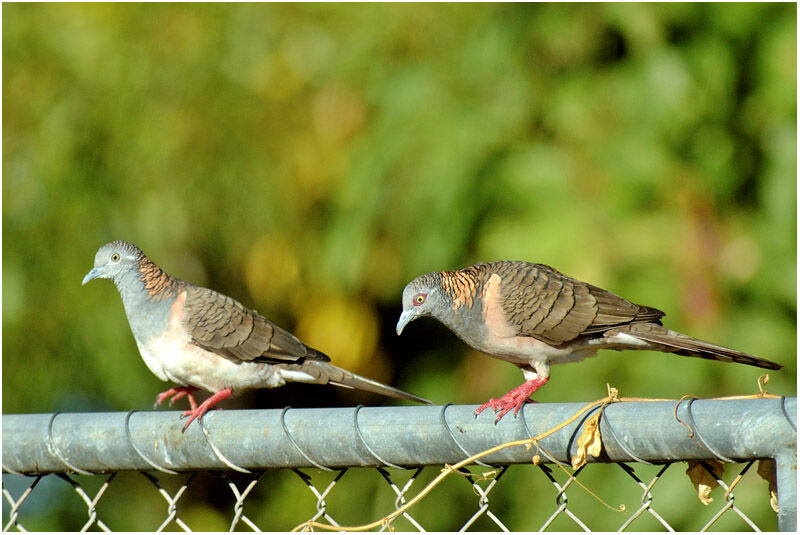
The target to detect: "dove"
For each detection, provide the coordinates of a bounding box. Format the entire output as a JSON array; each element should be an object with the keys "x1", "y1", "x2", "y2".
[
  {"x1": 83, "y1": 240, "x2": 429, "y2": 429},
  {"x1": 396, "y1": 261, "x2": 781, "y2": 422}
]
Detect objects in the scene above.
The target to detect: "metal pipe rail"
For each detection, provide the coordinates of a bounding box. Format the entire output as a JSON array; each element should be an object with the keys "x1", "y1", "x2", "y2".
[{"x1": 3, "y1": 398, "x2": 796, "y2": 530}]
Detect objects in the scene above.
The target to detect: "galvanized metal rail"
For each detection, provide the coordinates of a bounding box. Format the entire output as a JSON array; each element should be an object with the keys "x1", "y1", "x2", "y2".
[{"x1": 3, "y1": 397, "x2": 796, "y2": 530}]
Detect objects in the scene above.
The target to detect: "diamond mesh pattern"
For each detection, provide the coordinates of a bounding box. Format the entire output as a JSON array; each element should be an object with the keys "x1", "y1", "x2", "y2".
[{"x1": 2, "y1": 461, "x2": 774, "y2": 531}]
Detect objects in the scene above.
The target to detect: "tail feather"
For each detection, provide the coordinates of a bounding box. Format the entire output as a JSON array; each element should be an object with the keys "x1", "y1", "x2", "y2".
[
  {"x1": 618, "y1": 323, "x2": 782, "y2": 370},
  {"x1": 311, "y1": 362, "x2": 432, "y2": 404}
]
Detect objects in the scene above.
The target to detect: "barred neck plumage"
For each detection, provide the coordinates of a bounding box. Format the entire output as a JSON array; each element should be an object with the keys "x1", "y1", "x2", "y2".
[
  {"x1": 137, "y1": 256, "x2": 181, "y2": 299},
  {"x1": 438, "y1": 264, "x2": 488, "y2": 310}
]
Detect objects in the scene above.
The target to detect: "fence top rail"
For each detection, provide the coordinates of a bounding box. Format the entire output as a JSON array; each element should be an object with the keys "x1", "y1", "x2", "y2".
[{"x1": 2, "y1": 397, "x2": 796, "y2": 475}]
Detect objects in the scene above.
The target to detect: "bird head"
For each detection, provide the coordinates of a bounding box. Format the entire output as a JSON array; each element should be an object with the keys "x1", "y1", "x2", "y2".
[
  {"x1": 82, "y1": 241, "x2": 143, "y2": 285},
  {"x1": 396, "y1": 273, "x2": 445, "y2": 335}
]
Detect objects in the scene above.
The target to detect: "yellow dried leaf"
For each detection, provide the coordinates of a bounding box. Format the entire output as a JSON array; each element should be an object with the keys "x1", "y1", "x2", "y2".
[
  {"x1": 686, "y1": 461, "x2": 724, "y2": 505},
  {"x1": 757, "y1": 459, "x2": 778, "y2": 513},
  {"x1": 532, "y1": 454, "x2": 541, "y2": 466},
  {"x1": 588, "y1": 431, "x2": 602, "y2": 458},
  {"x1": 571, "y1": 413, "x2": 602, "y2": 470}
]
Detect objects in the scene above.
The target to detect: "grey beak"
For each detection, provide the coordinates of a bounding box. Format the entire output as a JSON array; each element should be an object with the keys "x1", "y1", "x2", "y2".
[
  {"x1": 396, "y1": 309, "x2": 416, "y2": 335},
  {"x1": 82, "y1": 266, "x2": 103, "y2": 285}
]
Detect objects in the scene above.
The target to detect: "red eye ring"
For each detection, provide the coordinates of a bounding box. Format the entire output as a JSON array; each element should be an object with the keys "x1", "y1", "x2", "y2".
[{"x1": 413, "y1": 293, "x2": 426, "y2": 306}]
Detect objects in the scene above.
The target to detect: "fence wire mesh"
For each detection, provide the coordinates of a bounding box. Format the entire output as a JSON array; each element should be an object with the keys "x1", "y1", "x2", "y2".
[{"x1": 2, "y1": 397, "x2": 796, "y2": 532}]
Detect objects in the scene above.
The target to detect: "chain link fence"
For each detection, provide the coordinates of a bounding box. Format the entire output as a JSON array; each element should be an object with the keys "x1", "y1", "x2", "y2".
[{"x1": 3, "y1": 398, "x2": 796, "y2": 531}]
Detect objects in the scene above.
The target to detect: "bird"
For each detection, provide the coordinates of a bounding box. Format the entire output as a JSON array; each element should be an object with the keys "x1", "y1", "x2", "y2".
[
  {"x1": 83, "y1": 240, "x2": 430, "y2": 430},
  {"x1": 396, "y1": 260, "x2": 782, "y2": 422}
]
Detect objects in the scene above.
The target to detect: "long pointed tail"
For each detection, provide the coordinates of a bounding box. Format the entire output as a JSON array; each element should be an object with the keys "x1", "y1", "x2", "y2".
[
  {"x1": 309, "y1": 361, "x2": 431, "y2": 404},
  {"x1": 617, "y1": 323, "x2": 782, "y2": 370}
]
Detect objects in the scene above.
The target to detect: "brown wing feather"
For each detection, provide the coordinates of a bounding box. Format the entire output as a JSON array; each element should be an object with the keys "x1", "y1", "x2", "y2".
[
  {"x1": 581, "y1": 283, "x2": 665, "y2": 332},
  {"x1": 490, "y1": 261, "x2": 664, "y2": 345},
  {"x1": 182, "y1": 285, "x2": 329, "y2": 363}
]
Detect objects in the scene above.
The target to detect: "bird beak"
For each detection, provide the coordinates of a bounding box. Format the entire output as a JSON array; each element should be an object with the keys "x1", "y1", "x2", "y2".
[
  {"x1": 82, "y1": 266, "x2": 103, "y2": 285},
  {"x1": 396, "y1": 309, "x2": 416, "y2": 335}
]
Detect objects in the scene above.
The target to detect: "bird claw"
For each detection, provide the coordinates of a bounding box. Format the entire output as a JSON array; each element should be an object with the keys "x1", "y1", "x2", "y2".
[
  {"x1": 155, "y1": 387, "x2": 199, "y2": 411},
  {"x1": 180, "y1": 402, "x2": 212, "y2": 432},
  {"x1": 180, "y1": 408, "x2": 203, "y2": 432},
  {"x1": 473, "y1": 377, "x2": 550, "y2": 423},
  {"x1": 178, "y1": 388, "x2": 234, "y2": 431},
  {"x1": 474, "y1": 397, "x2": 522, "y2": 424}
]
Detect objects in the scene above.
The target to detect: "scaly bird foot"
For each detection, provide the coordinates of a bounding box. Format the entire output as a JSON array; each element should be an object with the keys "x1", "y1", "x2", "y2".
[
  {"x1": 180, "y1": 388, "x2": 234, "y2": 431},
  {"x1": 155, "y1": 386, "x2": 200, "y2": 411},
  {"x1": 474, "y1": 377, "x2": 550, "y2": 423}
]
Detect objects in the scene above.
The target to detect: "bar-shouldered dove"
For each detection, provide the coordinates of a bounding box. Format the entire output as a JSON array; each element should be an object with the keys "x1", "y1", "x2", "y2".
[
  {"x1": 396, "y1": 261, "x2": 781, "y2": 422},
  {"x1": 83, "y1": 240, "x2": 429, "y2": 430}
]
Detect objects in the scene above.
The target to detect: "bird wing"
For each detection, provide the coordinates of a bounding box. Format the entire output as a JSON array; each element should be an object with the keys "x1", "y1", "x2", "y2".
[
  {"x1": 182, "y1": 285, "x2": 329, "y2": 363},
  {"x1": 492, "y1": 261, "x2": 664, "y2": 345}
]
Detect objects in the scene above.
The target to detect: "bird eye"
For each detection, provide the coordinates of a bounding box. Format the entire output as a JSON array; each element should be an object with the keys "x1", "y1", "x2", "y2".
[
  {"x1": 111, "y1": 253, "x2": 120, "y2": 262},
  {"x1": 413, "y1": 293, "x2": 426, "y2": 306}
]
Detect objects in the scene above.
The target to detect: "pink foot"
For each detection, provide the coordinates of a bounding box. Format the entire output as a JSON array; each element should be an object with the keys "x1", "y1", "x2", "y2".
[
  {"x1": 181, "y1": 388, "x2": 233, "y2": 431},
  {"x1": 155, "y1": 386, "x2": 200, "y2": 411},
  {"x1": 474, "y1": 377, "x2": 550, "y2": 423}
]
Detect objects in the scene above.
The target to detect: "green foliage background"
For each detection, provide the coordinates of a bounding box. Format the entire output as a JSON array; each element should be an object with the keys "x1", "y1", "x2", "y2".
[{"x1": 3, "y1": 3, "x2": 796, "y2": 531}]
